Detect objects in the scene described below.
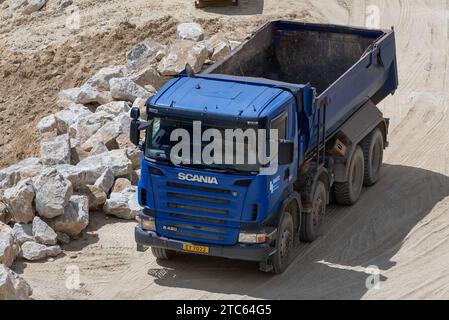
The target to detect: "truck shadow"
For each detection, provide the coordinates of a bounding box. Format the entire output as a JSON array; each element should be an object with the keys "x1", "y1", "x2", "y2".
[
  {"x1": 200, "y1": 0, "x2": 264, "y2": 15},
  {"x1": 147, "y1": 164, "x2": 449, "y2": 299}
]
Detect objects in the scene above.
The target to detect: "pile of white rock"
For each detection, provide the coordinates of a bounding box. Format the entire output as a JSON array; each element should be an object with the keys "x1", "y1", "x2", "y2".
[{"x1": 0, "y1": 22, "x2": 241, "y2": 300}]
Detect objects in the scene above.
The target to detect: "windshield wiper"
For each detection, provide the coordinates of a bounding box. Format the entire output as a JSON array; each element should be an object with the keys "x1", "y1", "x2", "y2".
[
  {"x1": 178, "y1": 163, "x2": 255, "y2": 175},
  {"x1": 148, "y1": 158, "x2": 256, "y2": 175},
  {"x1": 148, "y1": 156, "x2": 177, "y2": 167}
]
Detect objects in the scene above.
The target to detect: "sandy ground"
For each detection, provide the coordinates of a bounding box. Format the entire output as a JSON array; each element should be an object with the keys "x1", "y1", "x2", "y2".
[{"x1": 3, "y1": 0, "x2": 449, "y2": 299}]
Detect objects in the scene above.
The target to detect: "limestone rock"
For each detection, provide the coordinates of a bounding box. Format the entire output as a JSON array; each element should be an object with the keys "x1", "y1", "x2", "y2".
[
  {"x1": 32, "y1": 217, "x2": 57, "y2": 245},
  {"x1": 58, "y1": 87, "x2": 82, "y2": 104},
  {"x1": 40, "y1": 134, "x2": 71, "y2": 166},
  {"x1": 0, "y1": 203, "x2": 11, "y2": 225},
  {"x1": 71, "y1": 141, "x2": 109, "y2": 165},
  {"x1": 58, "y1": 149, "x2": 131, "y2": 188},
  {"x1": 36, "y1": 114, "x2": 57, "y2": 134},
  {"x1": 56, "y1": 164, "x2": 100, "y2": 188},
  {"x1": 127, "y1": 39, "x2": 164, "y2": 70},
  {"x1": 81, "y1": 119, "x2": 124, "y2": 151},
  {"x1": 0, "y1": 223, "x2": 19, "y2": 267},
  {"x1": 77, "y1": 149, "x2": 132, "y2": 178},
  {"x1": 0, "y1": 265, "x2": 33, "y2": 300},
  {"x1": 56, "y1": 232, "x2": 70, "y2": 245},
  {"x1": 112, "y1": 178, "x2": 132, "y2": 193},
  {"x1": 109, "y1": 77, "x2": 151, "y2": 102},
  {"x1": 126, "y1": 148, "x2": 142, "y2": 169},
  {"x1": 131, "y1": 169, "x2": 141, "y2": 185},
  {"x1": 34, "y1": 168, "x2": 73, "y2": 219},
  {"x1": 3, "y1": 179, "x2": 35, "y2": 224},
  {"x1": 94, "y1": 169, "x2": 115, "y2": 194},
  {"x1": 144, "y1": 84, "x2": 157, "y2": 95},
  {"x1": 76, "y1": 84, "x2": 113, "y2": 105},
  {"x1": 130, "y1": 67, "x2": 165, "y2": 90},
  {"x1": 54, "y1": 104, "x2": 92, "y2": 135},
  {"x1": 211, "y1": 39, "x2": 231, "y2": 62},
  {"x1": 86, "y1": 66, "x2": 125, "y2": 91},
  {"x1": 116, "y1": 133, "x2": 134, "y2": 149},
  {"x1": 104, "y1": 188, "x2": 141, "y2": 220},
  {"x1": 76, "y1": 185, "x2": 107, "y2": 210},
  {"x1": 21, "y1": 241, "x2": 61, "y2": 261},
  {"x1": 12, "y1": 224, "x2": 33, "y2": 246},
  {"x1": 52, "y1": 195, "x2": 89, "y2": 237},
  {"x1": 176, "y1": 22, "x2": 204, "y2": 42},
  {"x1": 58, "y1": 86, "x2": 112, "y2": 106},
  {"x1": 0, "y1": 158, "x2": 43, "y2": 190},
  {"x1": 96, "y1": 101, "x2": 130, "y2": 116},
  {"x1": 157, "y1": 40, "x2": 208, "y2": 75},
  {"x1": 71, "y1": 111, "x2": 114, "y2": 143}
]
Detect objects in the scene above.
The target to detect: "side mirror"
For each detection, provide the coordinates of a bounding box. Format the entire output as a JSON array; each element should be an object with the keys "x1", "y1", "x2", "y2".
[
  {"x1": 130, "y1": 119, "x2": 141, "y2": 146},
  {"x1": 130, "y1": 107, "x2": 141, "y2": 146},
  {"x1": 278, "y1": 141, "x2": 294, "y2": 165},
  {"x1": 130, "y1": 107, "x2": 140, "y2": 120},
  {"x1": 129, "y1": 105, "x2": 153, "y2": 147}
]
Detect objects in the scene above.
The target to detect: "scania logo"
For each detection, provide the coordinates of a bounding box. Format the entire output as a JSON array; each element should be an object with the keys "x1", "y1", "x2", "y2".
[{"x1": 177, "y1": 173, "x2": 218, "y2": 185}]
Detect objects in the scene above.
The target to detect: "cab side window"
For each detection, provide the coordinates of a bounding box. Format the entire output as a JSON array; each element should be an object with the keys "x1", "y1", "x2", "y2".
[{"x1": 271, "y1": 112, "x2": 288, "y2": 140}]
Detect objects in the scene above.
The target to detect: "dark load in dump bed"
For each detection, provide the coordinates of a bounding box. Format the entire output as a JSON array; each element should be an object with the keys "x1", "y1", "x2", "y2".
[{"x1": 205, "y1": 21, "x2": 399, "y2": 153}]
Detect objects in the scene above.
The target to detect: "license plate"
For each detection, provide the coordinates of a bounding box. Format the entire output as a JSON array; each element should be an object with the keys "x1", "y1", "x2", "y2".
[{"x1": 182, "y1": 243, "x2": 209, "y2": 254}]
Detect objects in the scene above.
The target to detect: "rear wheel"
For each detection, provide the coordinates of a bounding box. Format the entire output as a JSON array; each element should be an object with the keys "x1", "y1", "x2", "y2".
[
  {"x1": 334, "y1": 146, "x2": 365, "y2": 205},
  {"x1": 272, "y1": 211, "x2": 294, "y2": 274},
  {"x1": 300, "y1": 181, "x2": 326, "y2": 242},
  {"x1": 151, "y1": 247, "x2": 175, "y2": 260},
  {"x1": 361, "y1": 128, "x2": 384, "y2": 186}
]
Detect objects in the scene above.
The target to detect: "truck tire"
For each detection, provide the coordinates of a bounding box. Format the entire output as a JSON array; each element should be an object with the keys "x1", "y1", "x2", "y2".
[
  {"x1": 334, "y1": 146, "x2": 365, "y2": 206},
  {"x1": 361, "y1": 128, "x2": 384, "y2": 186},
  {"x1": 151, "y1": 247, "x2": 175, "y2": 260},
  {"x1": 272, "y1": 211, "x2": 294, "y2": 274},
  {"x1": 300, "y1": 181, "x2": 326, "y2": 242}
]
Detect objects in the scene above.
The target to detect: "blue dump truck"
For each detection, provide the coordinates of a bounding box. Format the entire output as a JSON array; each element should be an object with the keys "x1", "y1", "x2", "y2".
[{"x1": 130, "y1": 21, "x2": 398, "y2": 273}]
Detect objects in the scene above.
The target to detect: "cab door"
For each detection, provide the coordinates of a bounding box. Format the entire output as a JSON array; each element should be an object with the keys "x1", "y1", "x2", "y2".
[{"x1": 267, "y1": 100, "x2": 298, "y2": 205}]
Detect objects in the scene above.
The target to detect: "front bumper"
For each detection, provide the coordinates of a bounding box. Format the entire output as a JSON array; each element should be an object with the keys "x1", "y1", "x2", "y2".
[{"x1": 135, "y1": 226, "x2": 275, "y2": 262}]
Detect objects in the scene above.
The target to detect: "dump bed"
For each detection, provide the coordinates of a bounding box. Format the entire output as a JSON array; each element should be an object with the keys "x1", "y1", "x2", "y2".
[{"x1": 205, "y1": 21, "x2": 398, "y2": 151}]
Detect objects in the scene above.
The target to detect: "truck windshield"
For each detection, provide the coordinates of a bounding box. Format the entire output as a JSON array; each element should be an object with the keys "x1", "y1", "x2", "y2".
[{"x1": 144, "y1": 115, "x2": 262, "y2": 174}]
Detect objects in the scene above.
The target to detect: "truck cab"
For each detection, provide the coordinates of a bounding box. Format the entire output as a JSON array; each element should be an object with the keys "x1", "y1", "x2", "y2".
[{"x1": 134, "y1": 74, "x2": 308, "y2": 272}]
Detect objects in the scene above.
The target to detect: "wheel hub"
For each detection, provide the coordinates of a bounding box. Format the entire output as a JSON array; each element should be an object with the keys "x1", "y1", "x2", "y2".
[
  {"x1": 312, "y1": 197, "x2": 324, "y2": 227},
  {"x1": 279, "y1": 229, "x2": 292, "y2": 259}
]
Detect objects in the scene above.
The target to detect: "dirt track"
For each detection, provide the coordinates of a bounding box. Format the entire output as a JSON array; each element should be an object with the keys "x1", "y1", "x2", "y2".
[{"x1": 6, "y1": 0, "x2": 449, "y2": 299}]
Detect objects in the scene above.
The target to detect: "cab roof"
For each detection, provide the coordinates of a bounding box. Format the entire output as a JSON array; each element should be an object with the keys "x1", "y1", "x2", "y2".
[{"x1": 150, "y1": 74, "x2": 304, "y2": 122}]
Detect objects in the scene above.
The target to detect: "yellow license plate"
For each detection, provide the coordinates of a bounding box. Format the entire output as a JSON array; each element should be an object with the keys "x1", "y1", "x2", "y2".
[{"x1": 182, "y1": 243, "x2": 209, "y2": 254}]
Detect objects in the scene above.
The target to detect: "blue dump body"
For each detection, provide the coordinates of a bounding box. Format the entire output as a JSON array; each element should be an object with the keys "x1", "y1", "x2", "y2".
[{"x1": 134, "y1": 21, "x2": 398, "y2": 272}]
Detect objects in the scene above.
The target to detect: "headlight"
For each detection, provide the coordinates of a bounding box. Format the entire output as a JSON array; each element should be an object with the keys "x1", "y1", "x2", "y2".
[
  {"x1": 136, "y1": 216, "x2": 156, "y2": 231},
  {"x1": 238, "y1": 232, "x2": 267, "y2": 244}
]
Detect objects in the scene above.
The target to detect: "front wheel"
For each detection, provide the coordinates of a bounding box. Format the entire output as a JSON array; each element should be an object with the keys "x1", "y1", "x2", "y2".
[
  {"x1": 272, "y1": 211, "x2": 294, "y2": 274},
  {"x1": 151, "y1": 247, "x2": 175, "y2": 260}
]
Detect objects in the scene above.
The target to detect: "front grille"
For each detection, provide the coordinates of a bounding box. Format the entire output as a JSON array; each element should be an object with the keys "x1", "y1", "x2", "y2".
[
  {"x1": 155, "y1": 179, "x2": 244, "y2": 245},
  {"x1": 167, "y1": 192, "x2": 230, "y2": 205},
  {"x1": 168, "y1": 202, "x2": 229, "y2": 215},
  {"x1": 169, "y1": 213, "x2": 227, "y2": 225},
  {"x1": 167, "y1": 182, "x2": 230, "y2": 194}
]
